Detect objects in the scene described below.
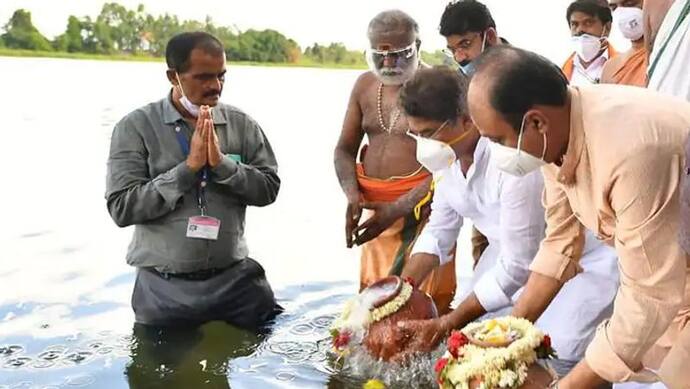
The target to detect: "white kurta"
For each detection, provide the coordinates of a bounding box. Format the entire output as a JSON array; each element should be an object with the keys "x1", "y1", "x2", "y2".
[
  {"x1": 648, "y1": 0, "x2": 690, "y2": 101},
  {"x1": 570, "y1": 51, "x2": 609, "y2": 87},
  {"x1": 411, "y1": 138, "x2": 620, "y2": 362}
]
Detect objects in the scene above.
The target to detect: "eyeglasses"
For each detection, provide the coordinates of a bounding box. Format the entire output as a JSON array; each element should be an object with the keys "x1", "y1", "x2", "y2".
[
  {"x1": 442, "y1": 33, "x2": 483, "y2": 58},
  {"x1": 366, "y1": 43, "x2": 417, "y2": 69},
  {"x1": 407, "y1": 120, "x2": 450, "y2": 140}
]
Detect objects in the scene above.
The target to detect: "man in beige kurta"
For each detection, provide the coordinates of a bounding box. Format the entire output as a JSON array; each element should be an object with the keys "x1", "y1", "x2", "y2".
[{"x1": 468, "y1": 45, "x2": 690, "y2": 388}]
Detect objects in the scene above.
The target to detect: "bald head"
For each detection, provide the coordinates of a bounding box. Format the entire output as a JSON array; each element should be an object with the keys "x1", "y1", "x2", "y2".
[
  {"x1": 368, "y1": 10, "x2": 419, "y2": 49},
  {"x1": 469, "y1": 46, "x2": 569, "y2": 132}
]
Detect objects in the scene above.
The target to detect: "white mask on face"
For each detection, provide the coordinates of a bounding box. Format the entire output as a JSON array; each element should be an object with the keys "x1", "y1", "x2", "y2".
[
  {"x1": 489, "y1": 116, "x2": 548, "y2": 177},
  {"x1": 571, "y1": 34, "x2": 604, "y2": 62},
  {"x1": 175, "y1": 73, "x2": 200, "y2": 117},
  {"x1": 614, "y1": 7, "x2": 644, "y2": 41},
  {"x1": 408, "y1": 121, "x2": 475, "y2": 173}
]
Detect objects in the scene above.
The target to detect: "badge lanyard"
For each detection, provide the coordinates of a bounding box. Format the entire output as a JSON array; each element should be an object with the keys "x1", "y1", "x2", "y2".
[{"x1": 174, "y1": 126, "x2": 209, "y2": 216}]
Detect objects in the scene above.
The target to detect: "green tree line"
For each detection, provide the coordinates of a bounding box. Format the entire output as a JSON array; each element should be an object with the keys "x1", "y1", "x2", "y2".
[{"x1": 1, "y1": 4, "x2": 447, "y2": 66}]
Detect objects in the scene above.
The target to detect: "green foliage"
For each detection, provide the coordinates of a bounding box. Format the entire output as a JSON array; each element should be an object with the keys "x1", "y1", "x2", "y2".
[
  {"x1": 2, "y1": 9, "x2": 53, "y2": 51},
  {"x1": 1, "y1": 4, "x2": 410, "y2": 68},
  {"x1": 421, "y1": 50, "x2": 455, "y2": 67},
  {"x1": 303, "y1": 42, "x2": 365, "y2": 66}
]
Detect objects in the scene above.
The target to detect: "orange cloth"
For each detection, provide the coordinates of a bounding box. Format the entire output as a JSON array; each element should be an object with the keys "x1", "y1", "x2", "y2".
[
  {"x1": 609, "y1": 47, "x2": 648, "y2": 87},
  {"x1": 356, "y1": 164, "x2": 456, "y2": 314},
  {"x1": 562, "y1": 45, "x2": 618, "y2": 81},
  {"x1": 355, "y1": 164, "x2": 430, "y2": 203}
]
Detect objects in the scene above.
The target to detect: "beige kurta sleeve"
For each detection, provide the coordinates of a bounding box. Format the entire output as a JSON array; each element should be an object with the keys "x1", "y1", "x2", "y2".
[
  {"x1": 528, "y1": 166, "x2": 585, "y2": 281},
  {"x1": 585, "y1": 146, "x2": 687, "y2": 382}
]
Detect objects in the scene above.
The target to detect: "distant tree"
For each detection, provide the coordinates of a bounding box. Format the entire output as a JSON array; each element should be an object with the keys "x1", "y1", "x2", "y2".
[
  {"x1": 54, "y1": 16, "x2": 84, "y2": 52},
  {"x1": 0, "y1": 3, "x2": 384, "y2": 66},
  {"x1": 227, "y1": 29, "x2": 299, "y2": 63},
  {"x1": 1, "y1": 9, "x2": 53, "y2": 51},
  {"x1": 421, "y1": 50, "x2": 454, "y2": 67},
  {"x1": 303, "y1": 42, "x2": 365, "y2": 66}
]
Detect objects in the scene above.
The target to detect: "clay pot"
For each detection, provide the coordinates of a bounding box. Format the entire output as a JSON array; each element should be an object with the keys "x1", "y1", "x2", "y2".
[{"x1": 361, "y1": 276, "x2": 438, "y2": 360}]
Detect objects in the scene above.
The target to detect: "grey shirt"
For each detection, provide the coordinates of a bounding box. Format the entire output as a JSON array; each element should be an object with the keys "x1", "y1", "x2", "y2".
[{"x1": 105, "y1": 93, "x2": 280, "y2": 273}]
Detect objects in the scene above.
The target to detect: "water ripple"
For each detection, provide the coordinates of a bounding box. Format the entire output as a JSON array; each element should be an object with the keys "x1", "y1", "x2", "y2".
[{"x1": 0, "y1": 345, "x2": 24, "y2": 357}]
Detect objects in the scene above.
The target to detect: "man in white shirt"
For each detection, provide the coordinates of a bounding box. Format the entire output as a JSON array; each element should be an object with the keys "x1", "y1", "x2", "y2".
[
  {"x1": 368, "y1": 67, "x2": 619, "y2": 377},
  {"x1": 562, "y1": 0, "x2": 617, "y2": 86}
]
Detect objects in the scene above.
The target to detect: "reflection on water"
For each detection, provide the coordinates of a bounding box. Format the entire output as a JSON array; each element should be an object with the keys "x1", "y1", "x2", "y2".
[
  {"x1": 0, "y1": 57, "x2": 474, "y2": 388},
  {"x1": 0, "y1": 278, "x2": 441, "y2": 388}
]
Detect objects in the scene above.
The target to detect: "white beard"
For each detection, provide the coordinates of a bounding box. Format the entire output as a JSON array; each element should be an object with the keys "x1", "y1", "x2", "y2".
[{"x1": 370, "y1": 54, "x2": 420, "y2": 86}]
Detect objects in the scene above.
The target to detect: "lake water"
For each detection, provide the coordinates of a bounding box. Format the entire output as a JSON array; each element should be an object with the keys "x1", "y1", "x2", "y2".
[{"x1": 0, "y1": 57, "x2": 474, "y2": 388}]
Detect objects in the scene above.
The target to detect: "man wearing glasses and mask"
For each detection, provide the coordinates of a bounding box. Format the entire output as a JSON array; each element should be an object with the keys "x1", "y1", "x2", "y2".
[
  {"x1": 438, "y1": 0, "x2": 508, "y2": 269},
  {"x1": 334, "y1": 10, "x2": 458, "y2": 314},
  {"x1": 439, "y1": 0, "x2": 509, "y2": 77}
]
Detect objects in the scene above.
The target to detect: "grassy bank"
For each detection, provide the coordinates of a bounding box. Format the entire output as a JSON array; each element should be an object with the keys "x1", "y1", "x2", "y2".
[{"x1": 0, "y1": 48, "x2": 367, "y2": 70}]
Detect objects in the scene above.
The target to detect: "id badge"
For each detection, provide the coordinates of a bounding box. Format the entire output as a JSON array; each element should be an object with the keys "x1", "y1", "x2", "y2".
[{"x1": 186, "y1": 216, "x2": 221, "y2": 240}]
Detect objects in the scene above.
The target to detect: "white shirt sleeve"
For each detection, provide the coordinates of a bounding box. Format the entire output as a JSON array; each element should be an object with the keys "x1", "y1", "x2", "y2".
[
  {"x1": 473, "y1": 170, "x2": 546, "y2": 312},
  {"x1": 411, "y1": 179, "x2": 463, "y2": 265}
]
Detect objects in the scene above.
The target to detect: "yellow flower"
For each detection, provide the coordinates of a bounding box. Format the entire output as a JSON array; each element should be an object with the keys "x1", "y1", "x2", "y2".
[{"x1": 363, "y1": 379, "x2": 386, "y2": 389}]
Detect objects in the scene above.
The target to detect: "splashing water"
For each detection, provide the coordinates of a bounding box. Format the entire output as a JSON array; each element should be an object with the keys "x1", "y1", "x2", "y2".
[{"x1": 334, "y1": 344, "x2": 445, "y2": 388}]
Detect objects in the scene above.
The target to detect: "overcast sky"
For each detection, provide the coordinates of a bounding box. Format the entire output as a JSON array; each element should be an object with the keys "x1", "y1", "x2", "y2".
[{"x1": 0, "y1": 0, "x2": 630, "y2": 64}]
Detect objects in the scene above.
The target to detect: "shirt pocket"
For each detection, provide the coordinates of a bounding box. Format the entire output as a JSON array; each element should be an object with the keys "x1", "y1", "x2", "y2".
[{"x1": 215, "y1": 124, "x2": 243, "y2": 160}]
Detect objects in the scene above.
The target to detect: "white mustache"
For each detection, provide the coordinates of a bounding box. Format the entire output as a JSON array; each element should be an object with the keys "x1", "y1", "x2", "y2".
[{"x1": 379, "y1": 67, "x2": 405, "y2": 76}]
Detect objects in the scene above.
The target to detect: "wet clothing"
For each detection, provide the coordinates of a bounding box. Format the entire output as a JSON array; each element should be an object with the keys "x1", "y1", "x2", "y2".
[{"x1": 106, "y1": 92, "x2": 281, "y2": 328}]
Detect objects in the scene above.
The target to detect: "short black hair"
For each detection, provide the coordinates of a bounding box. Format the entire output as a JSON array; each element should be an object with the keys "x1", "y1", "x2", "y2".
[
  {"x1": 439, "y1": 0, "x2": 496, "y2": 37},
  {"x1": 566, "y1": 0, "x2": 613, "y2": 25},
  {"x1": 473, "y1": 46, "x2": 569, "y2": 132},
  {"x1": 399, "y1": 66, "x2": 469, "y2": 123},
  {"x1": 165, "y1": 31, "x2": 224, "y2": 73}
]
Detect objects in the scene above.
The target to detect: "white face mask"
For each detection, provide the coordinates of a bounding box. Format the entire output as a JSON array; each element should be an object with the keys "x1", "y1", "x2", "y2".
[
  {"x1": 570, "y1": 34, "x2": 604, "y2": 62},
  {"x1": 489, "y1": 116, "x2": 548, "y2": 177},
  {"x1": 407, "y1": 121, "x2": 475, "y2": 173},
  {"x1": 366, "y1": 43, "x2": 420, "y2": 86},
  {"x1": 614, "y1": 7, "x2": 644, "y2": 41},
  {"x1": 175, "y1": 73, "x2": 201, "y2": 117}
]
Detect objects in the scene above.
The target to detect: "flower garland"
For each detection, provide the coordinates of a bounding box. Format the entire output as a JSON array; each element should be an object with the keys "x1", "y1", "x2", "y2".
[
  {"x1": 435, "y1": 317, "x2": 556, "y2": 389},
  {"x1": 371, "y1": 281, "x2": 413, "y2": 323},
  {"x1": 331, "y1": 277, "x2": 415, "y2": 353}
]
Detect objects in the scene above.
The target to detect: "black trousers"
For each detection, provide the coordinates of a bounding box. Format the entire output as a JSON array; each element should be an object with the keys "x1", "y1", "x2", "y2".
[{"x1": 132, "y1": 257, "x2": 282, "y2": 331}]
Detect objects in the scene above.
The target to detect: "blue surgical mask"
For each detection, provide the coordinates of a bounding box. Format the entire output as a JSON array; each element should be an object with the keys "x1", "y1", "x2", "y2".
[
  {"x1": 458, "y1": 32, "x2": 488, "y2": 77},
  {"x1": 459, "y1": 61, "x2": 477, "y2": 77}
]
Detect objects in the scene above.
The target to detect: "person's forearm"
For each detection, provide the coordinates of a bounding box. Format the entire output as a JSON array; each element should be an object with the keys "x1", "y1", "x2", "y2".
[
  {"x1": 106, "y1": 161, "x2": 197, "y2": 227},
  {"x1": 212, "y1": 159, "x2": 280, "y2": 206},
  {"x1": 441, "y1": 293, "x2": 487, "y2": 332},
  {"x1": 402, "y1": 253, "x2": 439, "y2": 285},
  {"x1": 391, "y1": 176, "x2": 433, "y2": 216},
  {"x1": 559, "y1": 361, "x2": 608, "y2": 388},
  {"x1": 334, "y1": 147, "x2": 360, "y2": 200},
  {"x1": 511, "y1": 272, "x2": 563, "y2": 322}
]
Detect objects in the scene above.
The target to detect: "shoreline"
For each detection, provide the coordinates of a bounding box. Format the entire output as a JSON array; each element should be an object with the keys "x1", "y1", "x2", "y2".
[{"x1": 0, "y1": 48, "x2": 367, "y2": 70}]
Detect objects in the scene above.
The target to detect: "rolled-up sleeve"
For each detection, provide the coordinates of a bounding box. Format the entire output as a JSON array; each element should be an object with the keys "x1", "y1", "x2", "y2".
[
  {"x1": 474, "y1": 171, "x2": 546, "y2": 312},
  {"x1": 529, "y1": 165, "x2": 585, "y2": 281},
  {"x1": 411, "y1": 183, "x2": 463, "y2": 265},
  {"x1": 212, "y1": 115, "x2": 280, "y2": 207},
  {"x1": 585, "y1": 148, "x2": 687, "y2": 383},
  {"x1": 105, "y1": 115, "x2": 197, "y2": 227}
]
